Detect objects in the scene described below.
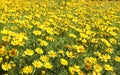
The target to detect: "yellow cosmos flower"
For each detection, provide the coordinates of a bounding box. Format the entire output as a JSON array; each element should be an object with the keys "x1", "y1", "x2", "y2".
[
  {"x1": 84, "y1": 57, "x2": 96, "y2": 66},
  {"x1": 99, "y1": 54, "x2": 111, "y2": 62},
  {"x1": 2, "y1": 35, "x2": 11, "y2": 42},
  {"x1": 33, "y1": 30, "x2": 41, "y2": 35},
  {"x1": 101, "y1": 38, "x2": 111, "y2": 47},
  {"x1": 9, "y1": 48, "x2": 18, "y2": 57},
  {"x1": 46, "y1": 27, "x2": 54, "y2": 35},
  {"x1": 46, "y1": 36, "x2": 55, "y2": 41},
  {"x1": 69, "y1": 67, "x2": 75, "y2": 75},
  {"x1": 115, "y1": 56, "x2": 120, "y2": 62},
  {"x1": 73, "y1": 65, "x2": 80, "y2": 73},
  {"x1": 48, "y1": 50, "x2": 57, "y2": 58},
  {"x1": 38, "y1": 39, "x2": 48, "y2": 46},
  {"x1": 76, "y1": 45, "x2": 85, "y2": 53},
  {"x1": 104, "y1": 64, "x2": 113, "y2": 71},
  {"x1": 109, "y1": 38, "x2": 117, "y2": 44},
  {"x1": 93, "y1": 64, "x2": 102, "y2": 73},
  {"x1": 58, "y1": 49, "x2": 65, "y2": 56},
  {"x1": 44, "y1": 62, "x2": 53, "y2": 69},
  {"x1": 24, "y1": 49, "x2": 34, "y2": 56},
  {"x1": 40, "y1": 55, "x2": 49, "y2": 62},
  {"x1": 60, "y1": 58, "x2": 68, "y2": 66},
  {"x1": 66, "y1": 51, "x2": 74, "y2": 58},
  {"x1": 0, "y1": 46, "x2": 6, "y2": 56},
  {"x1": 105, "y1": 48, "x2": 113, "y2": 54},
  {"x1": 1, "y1": 62, "x2": 11, "y2": 71},
  {"x1": 69, "y1": 33, "x2": 77, "y2": 38},
  {"x1": 78, "y1": 71, "x2": 86, "y2": 75},
  {"x1": 94, "y1": 51, "x2": 101, "y2": 57},
  {"x1": 35, "y1": 48, "x2": 43, "y2": 54},
  {"x1": 22, "y1": 65, "x2": 33, "y2": 74},
  {"x1": 32, "y1": 60, "x2": 43, "y2": 68}
]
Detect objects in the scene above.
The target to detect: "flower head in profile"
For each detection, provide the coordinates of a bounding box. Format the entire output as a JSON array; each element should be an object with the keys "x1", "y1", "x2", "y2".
[
  {"x1": 104, "y1": 64, "x2": 113, "y2": 71},
  {"x1": 60, "y1": 58, "x2": 68, "y2": 66}
]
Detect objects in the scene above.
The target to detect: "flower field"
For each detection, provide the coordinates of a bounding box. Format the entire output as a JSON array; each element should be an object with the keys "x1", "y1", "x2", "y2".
[{"x1": 0, "y1": 0, "x2": 120, "y2": 75}]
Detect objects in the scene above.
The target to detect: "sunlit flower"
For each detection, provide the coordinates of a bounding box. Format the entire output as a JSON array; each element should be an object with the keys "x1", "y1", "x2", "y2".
[
  {"x1": 115, "y1": 56, "x2": 120, "y2": 62},
  {"x1": 40, "y1": 55, "x2": 49, "y2": 62},
  {"x1": 32, "y1": 60, "x2": 43, "y2": 68},
  {"x1": 48, "y1": 50, "x2": 57, "y2": 58},
  {"x1": 60, "y1": 58, "x2": 68, "y2": 66},
  {"x1": 76, "y1": 45, "x2": 85, "y2": 53},
  {"x1": 104, "y1": 64, "x2": 113, "y2": 71},
  {"x1": 1, "y1": 62, "x2": 11, "y2": 71},
  {"x1": 84, "y1": 57, "x2": 97, "y2": 66},
  {"x1": 9, "y1": 48, "x2": 18, "y2": 57},
  {"x1": 44, "y1": 62, "x2": 53, "y2": 69},
  {"x1": 24, "y1": 49, "x2": 34, "y2": 56},
  {"x1": 33, "y1": 30, "x2": 42, "y2": 35},
  {"x1": 35, "y1": 48, "x2": 43, "y2": 54},
  {"x1": 22, "y1": 65, "x2": 33, "y2": 74}
]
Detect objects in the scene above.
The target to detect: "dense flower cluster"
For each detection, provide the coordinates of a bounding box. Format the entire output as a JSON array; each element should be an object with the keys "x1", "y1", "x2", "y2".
[{"x1": 0, "y1": 0, "x2": 120, "y2": 75}]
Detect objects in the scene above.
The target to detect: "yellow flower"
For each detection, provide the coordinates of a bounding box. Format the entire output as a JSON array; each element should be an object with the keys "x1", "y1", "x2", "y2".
[
  {"x1": 99, "y1": 54, "x2": 111, "y2": 62},
  {"x1": 66, "y1": 51, "x2": 74, "y2": 58},
  {"x1": 44, "y1": 62, "x2": 53, "y2": 69},
  {"x1": 2, "y1": 35, "x2": 11, "y2": 42},
  {"x1": 9, "y1": 61, "x2": 16, "y2": 67},
  {"x1": 69, "y1": 67, "x2": 74, "y2": 75},
  {"x1": 69, "y1": 33, "x2": 77, "y2": 38},
  {"x1": 81, "y1": 39, "x2": 87, "y2": 43},
  {"x1": 46, "y1": 27, "x2": 54, "y2": 35},
  {"x1": 76, "y1": 45, "x2": 85, "y2": 53},
  {"x1": 46, "y1": 36, "x2": 55, "y2": 41},
  {"x1": 92, "y1": 71, "x2": 101, "y2": 75},
  {"x1": 22, "y1": 65, "x2": 33, "y2": 74},
  {"x1": 1, "y1": 62, "x2": 11, "y2": 71},
  {"x1": 0, "y1": 46, "x2": 6, "y2": 56},
  {"x1": 32, "y1": 60, "x2": 43, "y2": 68},
  {"x1": 38, "y1": 39, "x2": 48, "y2": 46},
  {"x1": 11, "y1": 38, "x2": 25, "y2": 46},
  {"x1": 85, "y1": 65, "x2": 92, "y2": 70},
  {"x1": 24, "y1": 49, "x2": 34, "y2": 56},
  {"x1": 33, "y1": 30, "x2": 41, "y2": 35},
  {"x1": 115, "y1": 56, "x2": 120, "y2": 62},
  {"x1": 41, "y1": 70, "x2": 46, "y2": 75},
  {"x1": 35, "y1": 48, "x2": 43, "y2": 54},
  {"x1": 60, "y1": 58, "x2": 68, "y2": 66},
  {"x1": 109, "y1": 38, "x2": 117, "y2": 44},
  {"x1": 84, "y1": 57, "x2": 96, "y2": 66},
  {"x1": 58, "y1": 49, "x2": 65, "y2": 56},
  {"x1": 104, "y1": 64, "x2": 113, "y2": 71},
  {"x1": 94, "y1": 51, "x2": 101, "y2": 57},
  {"x1": 105, "y1": 48, "x2": 113, "y2": 54},
  {"x1": 0, "y1": 57, "x2": 3, "y2": 63},
  {"x1": 93, "y1": 64, "x2": 102, "y2": 73},
  {"x1": 101, "y1": 38, "x2": 111, "y2": 47},
  {"x1": 5, "y1": 56, "x2": 9, "y2": 60},
  {"x1": 48, "y1": 50, "x2": 57, "y2": 58},
  {"x1": 1, "y1": 29, "x2": 11, "y2": 35},
  {"x1": 9, "y1": 48, "x2": 18, "y2": 57},
  {"x1": 40, "y1": 55, "x2": 49, "y2": 62},
  {"x1": 78, "y1": 71, "x2": 86, "y2": 75},
  {"x1": 73, "y1": 65, "x2": 80, "y2": 73}
]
